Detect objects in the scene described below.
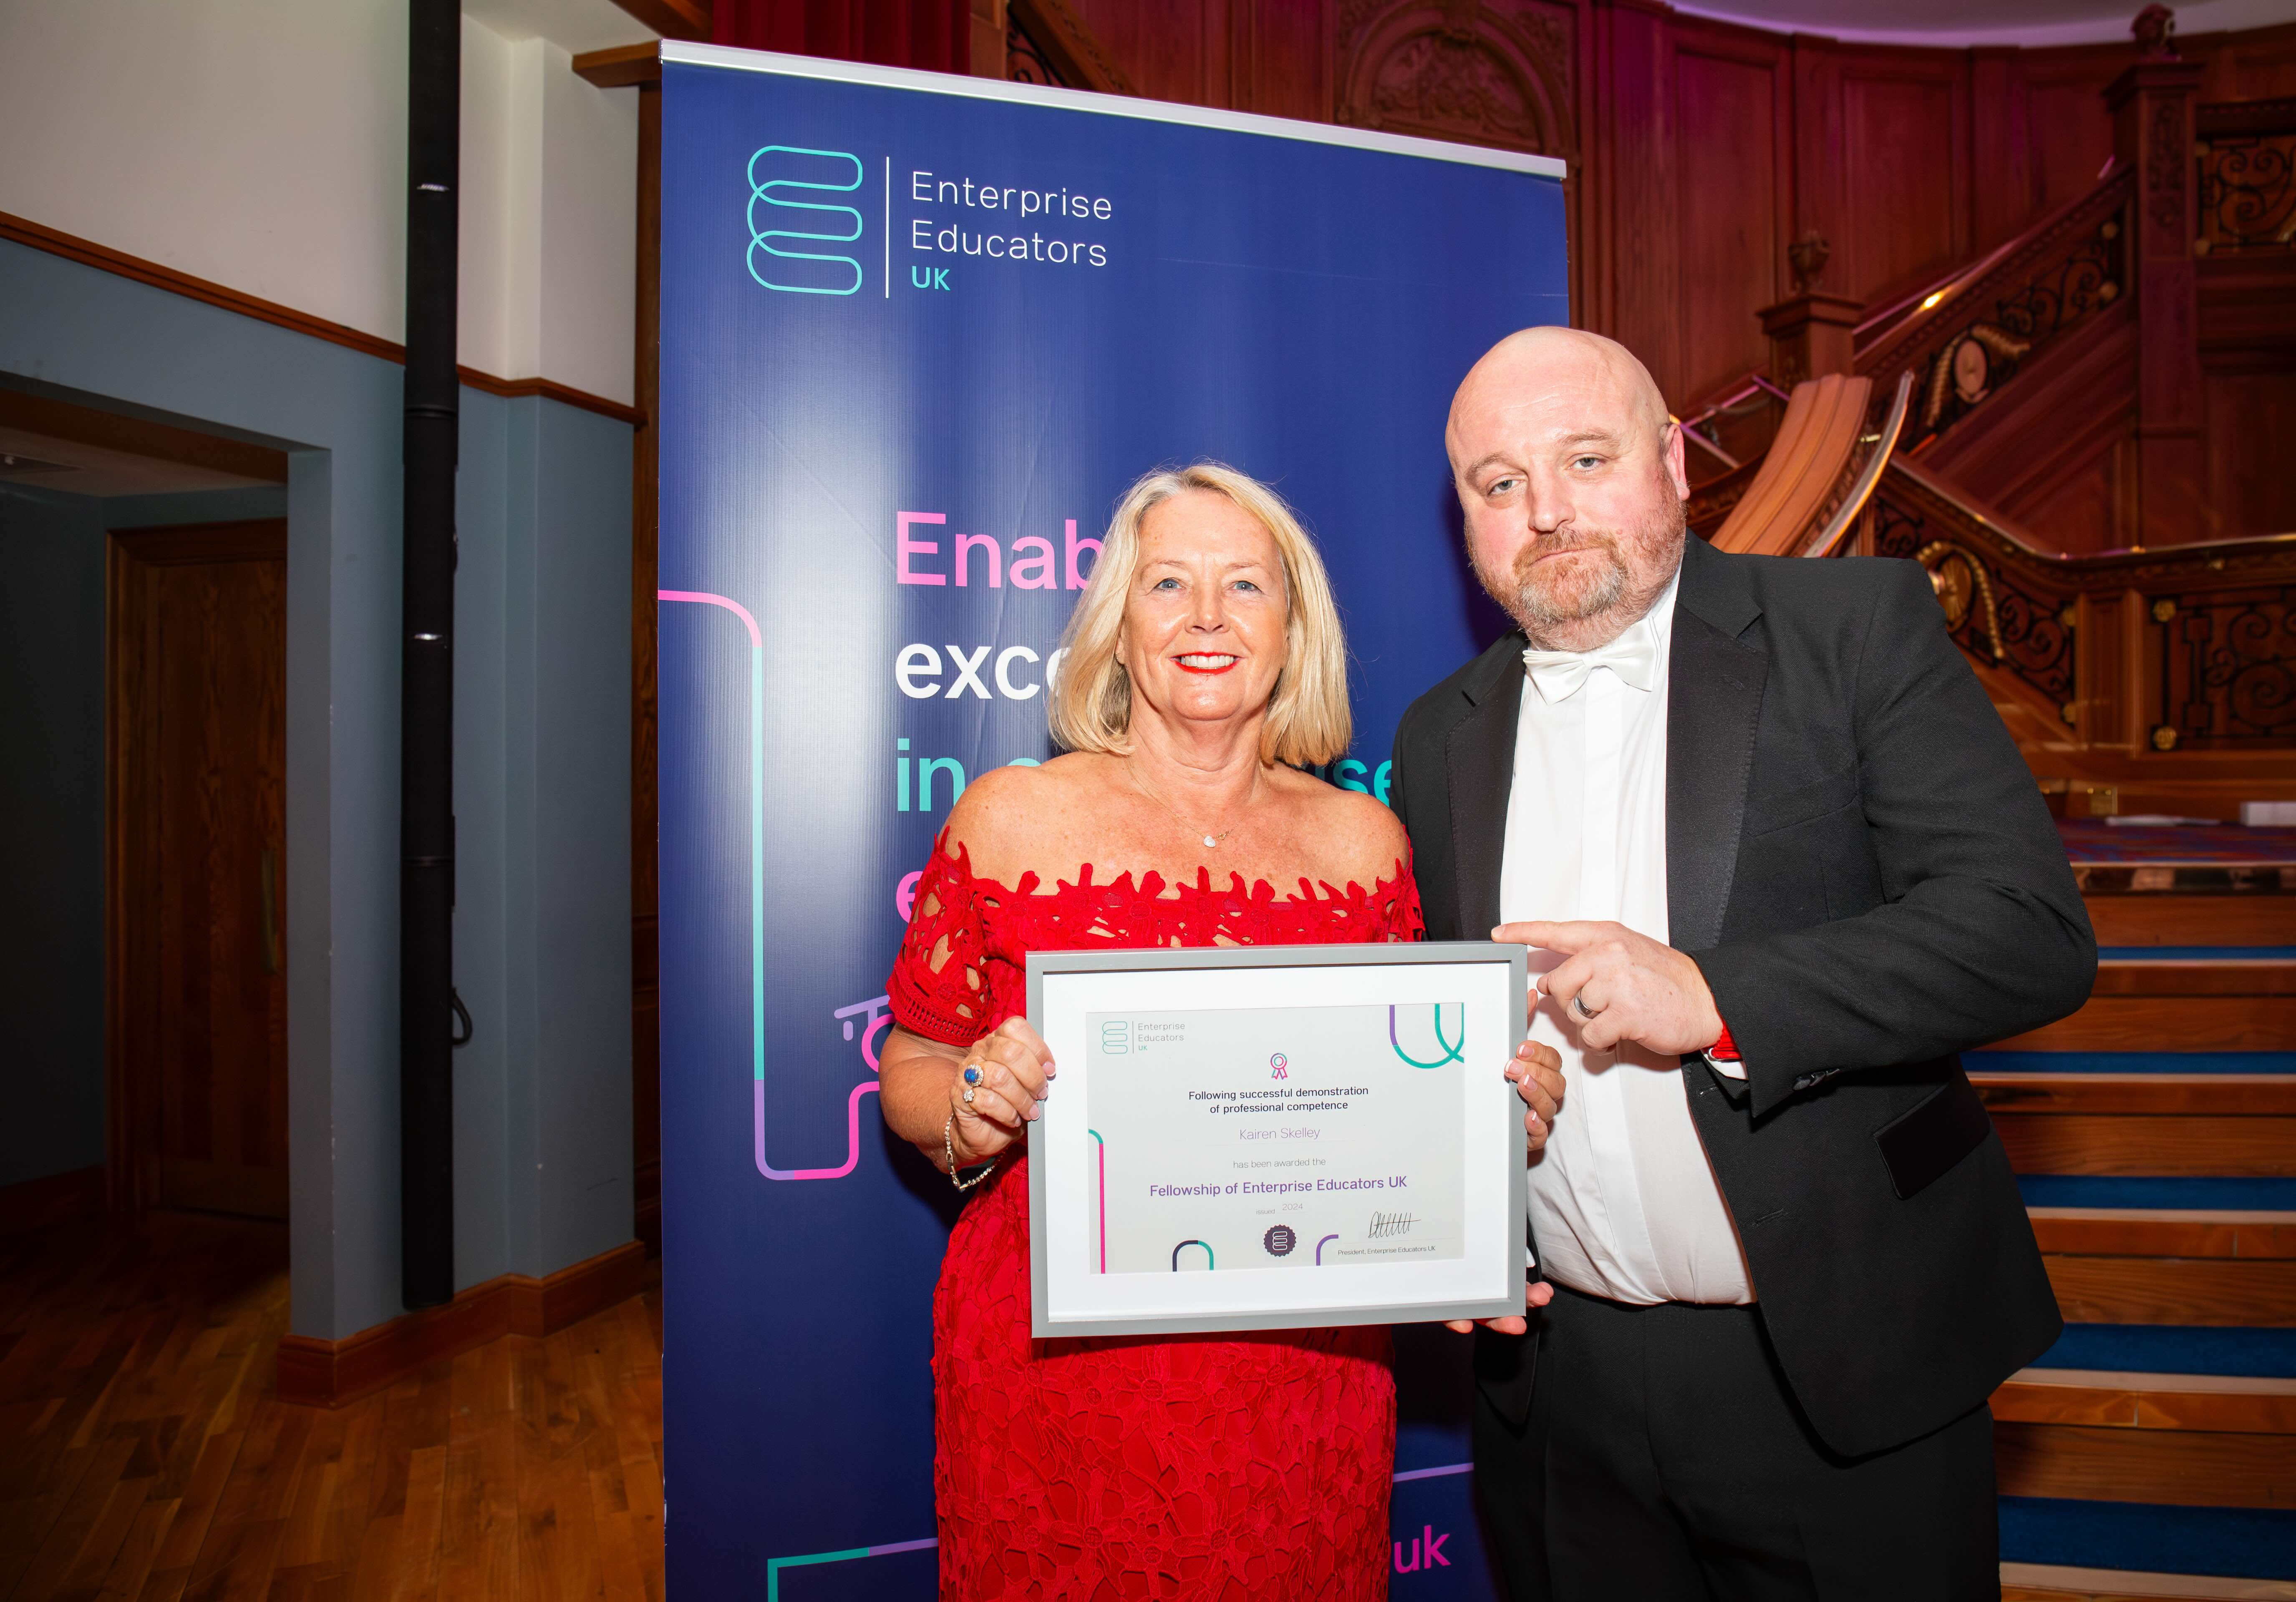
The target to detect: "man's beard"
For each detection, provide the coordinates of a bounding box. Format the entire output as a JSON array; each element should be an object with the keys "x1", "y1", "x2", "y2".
[{"x1": 1479, "y1": 501, "x2": 1686, "y2": 645}]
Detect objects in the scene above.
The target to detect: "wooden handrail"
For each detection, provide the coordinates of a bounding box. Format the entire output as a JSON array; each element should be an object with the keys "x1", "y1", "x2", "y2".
[
  {"x1": 1853, "y1": 160, "x2": 2119, "y2": 345},
  {"x1": 1803, "y1": 370, "x2": 1913, "y2": 558},
  {"x1": 1855, "y1": 167, "x2": 2132, "y2": 392},
  {"x1": 1709, "y1": 373, "x2": 1873, "y2": 557}
]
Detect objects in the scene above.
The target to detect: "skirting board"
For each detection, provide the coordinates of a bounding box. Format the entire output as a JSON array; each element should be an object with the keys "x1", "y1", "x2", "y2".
[
  {"x1": 0, "y1": 1165, "x2": 106, "y2": 1236},
  {"x1": 276, "y1": 1239, "x2": 650, "y2": 1408}
]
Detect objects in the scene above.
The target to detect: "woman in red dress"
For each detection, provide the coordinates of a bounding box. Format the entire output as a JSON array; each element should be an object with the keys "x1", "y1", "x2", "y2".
[{"x1": 878, "y1": 463, "x2": 1424, "y2": 1599}]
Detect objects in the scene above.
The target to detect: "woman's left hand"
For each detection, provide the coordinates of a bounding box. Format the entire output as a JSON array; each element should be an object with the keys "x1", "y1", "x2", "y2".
[{"x1": 1507, "y1": 1038, "x2": 1566, "y2": 1158}]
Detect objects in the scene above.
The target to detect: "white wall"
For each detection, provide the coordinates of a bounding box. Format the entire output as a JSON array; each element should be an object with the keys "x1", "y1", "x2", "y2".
[
  {"x1": 0, "y1": 0, "x2": 643, "y2": 405},
  {"x1": 461, "y1": 23, "x2": 639, "y2": 405},
  {"x1": 0, "y1": 0, "x2": 407, "y2": 346}
]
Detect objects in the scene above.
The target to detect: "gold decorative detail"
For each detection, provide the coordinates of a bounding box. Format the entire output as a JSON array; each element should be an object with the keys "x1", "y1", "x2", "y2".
[
  {"x1": 2059, "y1": 606, "x2": 2078, "y2": 628},
  {"x1": 1922, "y1": 325, "x2": 2030, "y2": 428},
  {"x1": 2083, "y1": 784, "x2": 2119, "y2": 817},
  {"x1": 2152, "y1": 597, "x2": 2178, "y2": 622},
  {"x1": 2195, "y1": 237, "x2": 2213, "y2": 255},
  {"x1": 2152, "y1": 724, "x2": 2180, "y2": 751},
  {"x1": 2100, "y1": 219, "x2": 2120, "y2": 241},
  {"x1": 2097, "y1": 280, "x2": 2120, "y2": 302},
  {"x1": 2060, "y1": 701, "x2": 2079, "y2": 725},
  {"x1": 1917, "y1": 541, "x2": 2004, "y2": 660}
]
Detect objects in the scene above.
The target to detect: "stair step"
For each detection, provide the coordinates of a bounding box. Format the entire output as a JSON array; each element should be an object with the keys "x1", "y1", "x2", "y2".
[
  {"x1": 1979, "y1": 1073, "x2": 2296, "y2": 1114},
  {"x1": 2004, "y1": 1559, "x2": 2296, "y2": 1599},
  {"x1": 1994, "y1": 990, "x2": 2296, "y2": 1053},
  {"x1": 2089, "y1": 961, "x2": 2296, "y2": 996},
  {"x1": 2029, "y1": 1325, "x2": 2296, "y2": 1378},
  {"x1": 1981, "y1": 1074, "x2": 2296, "y2": 1176},
  {"x1": 2029, "y1": 1207, "x2": 2296, "y2": 1257},
  {"x1": 2001, "y1": 1499, "x2": 2296, "y2": 1592},
  {"x1": 1980, "y1": 1053, "x2": 2296, "y2": 1075},
  {"x1": 2086, "y1": 897, "x2": 2294, "y2": 949},
  {"x1": 1995, "y1": 1369, "x2": 2296, "y2": 1433},
  {"x1": 1994, "y1": 1416, "x2": 2296, "y2": 1508}
]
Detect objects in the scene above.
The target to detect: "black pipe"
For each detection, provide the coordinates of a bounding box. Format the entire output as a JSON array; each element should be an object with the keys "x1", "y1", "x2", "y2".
[{"x1": 401, "y1": 0, "x2": 459, "y2": 1312}]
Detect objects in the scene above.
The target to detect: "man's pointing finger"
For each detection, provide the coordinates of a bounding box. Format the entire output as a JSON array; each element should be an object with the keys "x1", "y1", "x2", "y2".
[{"x1": 1492, "y1": 919, "x2": 1596, "y2": 952}]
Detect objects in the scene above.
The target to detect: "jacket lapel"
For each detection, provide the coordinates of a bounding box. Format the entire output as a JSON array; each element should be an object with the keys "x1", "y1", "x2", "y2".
[
  {"x1": 1445, "y1": 635, "x2": 1526, "y2": 941},
  {"x1": 1667, "y1": 537, "x2": 1769, "y2": 952}
]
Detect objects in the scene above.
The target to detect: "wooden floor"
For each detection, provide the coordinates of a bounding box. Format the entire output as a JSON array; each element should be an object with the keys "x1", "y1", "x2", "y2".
[{"x1": 0, "y1": 1212, "x2": 663, "y2": 1602}]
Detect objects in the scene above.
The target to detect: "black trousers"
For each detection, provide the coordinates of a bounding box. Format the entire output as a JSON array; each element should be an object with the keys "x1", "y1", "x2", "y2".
[{"x1": 1473, "y1": 1287, "x2": 1998, "y2": 1602}]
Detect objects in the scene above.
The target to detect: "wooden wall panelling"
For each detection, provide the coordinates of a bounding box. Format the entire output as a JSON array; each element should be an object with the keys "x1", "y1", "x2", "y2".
[
  {"x1": 2112, "y1": 59, "x2": 2210, "y2": 545},
  {"x1": 2199, "y1": 253, "x2": 2296, "y2": 538},
  {"x1": 2013, "y1": 43, "x2": 2126, "y2": 239},
  {"x1": 1969, "y1": 48, "x2": 2035, "y2": 255},
  {"x1": 2190, "y1": 18, "x2": 2296, "y2": 101},
  {"x1": 1583, "y1": 1, "x2": 1679, "y2": 395},
  {"x1": 1225, "y1": 0, "x2": 1330, "y2": 123},
  {"x1": 1665, "y1": 16, "x2": 1792, "y2": 404},
  {"x1": 2205, "y1": 364, "x2": 2296, "y2": 539},
  {"x1": 1073, "y1": 0, "x2": 1215, "y2": 105},
  {"x1": 1829, "y1": 44, "x2": 1972, "y2": 310}
]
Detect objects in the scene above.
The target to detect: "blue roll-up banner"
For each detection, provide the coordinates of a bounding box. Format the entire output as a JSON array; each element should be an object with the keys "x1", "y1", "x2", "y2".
[{"x1": 656, "y1": 42, "x2": 1568, "y2": 1598}]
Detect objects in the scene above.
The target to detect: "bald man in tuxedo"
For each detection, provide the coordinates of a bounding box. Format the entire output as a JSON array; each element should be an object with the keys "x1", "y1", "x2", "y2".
[{"x1": 1392, "y1": 328, "x2": 2092, "y2": 1600}]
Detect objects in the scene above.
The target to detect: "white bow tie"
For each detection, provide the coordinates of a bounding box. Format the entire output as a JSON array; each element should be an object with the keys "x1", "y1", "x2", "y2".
[{"x1": 1521, "y1": 625, "x2": 1659, "y2": 703}]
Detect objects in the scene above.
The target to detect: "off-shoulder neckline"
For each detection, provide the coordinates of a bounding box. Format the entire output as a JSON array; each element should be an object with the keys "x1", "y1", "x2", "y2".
[{"x1": 927, "y1": 829, "x2": 1413, "y2": 908}]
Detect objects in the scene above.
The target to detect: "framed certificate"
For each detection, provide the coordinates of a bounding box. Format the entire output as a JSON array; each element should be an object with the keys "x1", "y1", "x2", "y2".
[{"x1": 1025, "y1": 942, "x2": 1529, "y2": 1339}]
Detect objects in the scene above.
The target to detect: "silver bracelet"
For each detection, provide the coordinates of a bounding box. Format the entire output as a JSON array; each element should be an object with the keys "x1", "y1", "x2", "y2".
[{"x1": 943, "y1": 1114, "x2": 1000, "y2": 1192}]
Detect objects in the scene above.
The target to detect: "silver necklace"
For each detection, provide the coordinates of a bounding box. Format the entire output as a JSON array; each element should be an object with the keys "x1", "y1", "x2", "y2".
[{"x1": 1129, "y1": 766, "x2": 1246, "y2": 849}]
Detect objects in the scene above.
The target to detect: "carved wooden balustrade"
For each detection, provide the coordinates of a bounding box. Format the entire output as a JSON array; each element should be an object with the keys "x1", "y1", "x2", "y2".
[
  {"x1": 2196, "y1": 95, "x2": 2296, "y2": 256},
  {"x1": 1865, "y1": 458, "x2": 2296, "y2": 774},
  {"x1": 1853, "y1": 170, "x2": 2135, "y2": 457}
]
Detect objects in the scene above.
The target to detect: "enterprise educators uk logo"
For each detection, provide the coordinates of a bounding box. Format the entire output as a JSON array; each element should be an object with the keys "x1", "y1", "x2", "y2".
[{"x1": 747, "y1": 145, "x2": 864, "y2": 295}]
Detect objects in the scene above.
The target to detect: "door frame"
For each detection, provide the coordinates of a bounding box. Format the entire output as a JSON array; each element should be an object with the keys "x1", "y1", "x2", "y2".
[{"x1": 105, "y1": 516, "x2": 289, "y2": 1214}]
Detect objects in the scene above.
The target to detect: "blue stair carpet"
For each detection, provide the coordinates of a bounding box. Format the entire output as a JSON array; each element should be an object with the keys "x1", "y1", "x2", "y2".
[
  {"x1": 1999, "y1": 1497, "x2": 2296, "y2": 1581},
  {"x1": 2027, "y1": 1323, "x2": 2296, "y2": 1378},
  {"x1": 2016, "y1": 1174, "x2": 2296, "y2": 1209},
  {"x1": 1973, "y1": 1050, "x2": 2296, "y2": 1074}
]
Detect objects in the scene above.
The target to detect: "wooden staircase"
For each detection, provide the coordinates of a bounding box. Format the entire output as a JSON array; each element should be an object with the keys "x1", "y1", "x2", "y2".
[{"x1": 1973, "y1": 884, "x2": 2296, "y2": 1599}]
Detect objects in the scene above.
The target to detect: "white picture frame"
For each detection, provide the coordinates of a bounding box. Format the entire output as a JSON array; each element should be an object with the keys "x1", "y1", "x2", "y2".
[{"x1": 1025, "y1": 942, "x2": 1530, "y2": 1339}]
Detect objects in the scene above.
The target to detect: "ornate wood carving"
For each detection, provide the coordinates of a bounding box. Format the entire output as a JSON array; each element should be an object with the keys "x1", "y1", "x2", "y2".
[
  {"x1": 1336, "y1": 0, "x2": 1575, "y2": 161},
  {"x1": 2196, "y1": 100, "x2": 2296, "y2": 257},
  {"x1": 1858, "y1": 171, "x2": 2132, "y2": 452},
  {"x1": 1870, "y1": 456, "x2": 2296, "y2": 748}
]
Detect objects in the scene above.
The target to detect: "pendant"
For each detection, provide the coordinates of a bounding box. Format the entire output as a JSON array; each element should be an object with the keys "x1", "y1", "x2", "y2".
[{"x1": 1204, "y1": 835, "x2": 1218, "y2": 848}]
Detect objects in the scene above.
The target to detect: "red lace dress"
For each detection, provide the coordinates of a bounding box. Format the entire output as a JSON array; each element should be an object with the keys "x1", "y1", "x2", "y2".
[{"x1": 888, "y1": 832, "x2": 1426, "y2": 1602}]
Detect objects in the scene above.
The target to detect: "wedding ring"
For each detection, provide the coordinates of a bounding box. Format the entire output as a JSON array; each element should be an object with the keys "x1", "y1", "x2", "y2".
[
  {"x1": 1569, "y1": 995, "x2": 1603, "y2": 1023},
  {"x1": 962, "y1": 1085, "x2": 978, "y2": 1105},
  {"x1": 963, "y1": 1063, "x2": 983, "y2": 1085}
]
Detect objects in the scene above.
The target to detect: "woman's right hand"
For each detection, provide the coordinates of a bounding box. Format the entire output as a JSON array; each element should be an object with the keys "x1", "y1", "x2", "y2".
[{"x1": 947, "y1": 1015, "x2": 1057, "y2": 1166}]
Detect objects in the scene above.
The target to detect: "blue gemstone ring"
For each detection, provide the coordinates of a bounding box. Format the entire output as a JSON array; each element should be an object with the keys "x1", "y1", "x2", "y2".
[{"x1": 963, "y1": 1064, "x2": 983, "y2": 1086}]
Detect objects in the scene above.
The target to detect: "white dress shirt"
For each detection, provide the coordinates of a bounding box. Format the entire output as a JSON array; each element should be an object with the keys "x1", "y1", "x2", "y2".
[{"x1": 1498, "y1": 567, "x2": 1755, "y2": 1306}]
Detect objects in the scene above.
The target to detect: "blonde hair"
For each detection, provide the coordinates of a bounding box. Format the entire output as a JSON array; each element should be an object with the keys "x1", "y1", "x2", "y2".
[{"x1": 1048, "y1": 462, "x2": 1351, "y2": 766}]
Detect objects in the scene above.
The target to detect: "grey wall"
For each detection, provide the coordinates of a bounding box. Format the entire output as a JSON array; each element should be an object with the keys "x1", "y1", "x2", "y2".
[
  {"x1": 0, "y1": 482, "x2": 107, "y2": 1189},
  {"x1": 0, "y1": 239, "x2": 633, "y2": 1337},
  {"x1": 452, "y1": 393, "x2": 634, "y2": 1288}
]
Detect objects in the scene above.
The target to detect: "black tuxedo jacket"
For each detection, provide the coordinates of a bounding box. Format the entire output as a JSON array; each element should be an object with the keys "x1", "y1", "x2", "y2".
[{"x1": 1390, "y1": 534, "x2": 2089, "y2": 1458}]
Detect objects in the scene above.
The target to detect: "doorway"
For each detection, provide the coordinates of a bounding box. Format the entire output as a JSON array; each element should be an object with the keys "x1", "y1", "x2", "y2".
[{"x1": 108, "y1": 518, "x2": 290, "y2": 1218}]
